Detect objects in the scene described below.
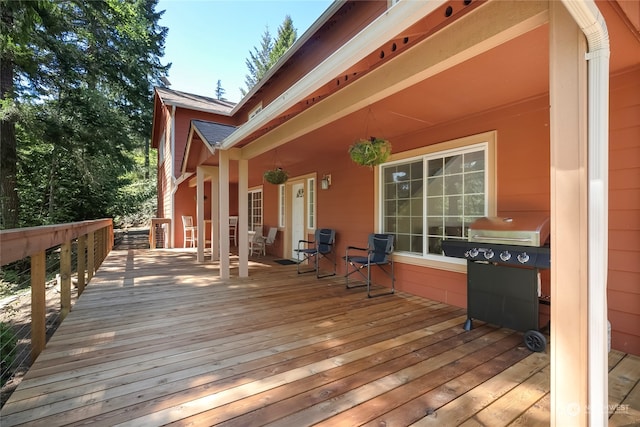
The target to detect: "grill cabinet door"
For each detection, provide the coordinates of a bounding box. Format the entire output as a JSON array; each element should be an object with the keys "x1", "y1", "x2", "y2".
[{"x1": 467, "y1": 262, "x2": 539, "y2": 332}]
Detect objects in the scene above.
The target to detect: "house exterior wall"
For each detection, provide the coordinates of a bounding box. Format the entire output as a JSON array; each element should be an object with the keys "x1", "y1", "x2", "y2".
[
  {"x1": 253, "y1": 84, "x2": 639, "y2": 355},
  {"x1": 608, "y1": 65, "x2": 640, "y2": 355},
  {"x1": 172, "y1": 108, "x2": 234, "y2": 179},
  {"x1": 174, "y1": 180, "x2": 216, "y2": 248},
  {"x1": 255, "y1": 95, "x2": 550, "y2": 305},
  {"x1": 157, "y1": 106, "x2": 172, "y2": 221}
]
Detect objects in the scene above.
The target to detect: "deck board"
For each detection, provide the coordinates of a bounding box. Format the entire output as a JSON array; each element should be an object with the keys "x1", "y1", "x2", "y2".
[{"x1": 1, "y1": 248, "x2": 639, "y2": 426}]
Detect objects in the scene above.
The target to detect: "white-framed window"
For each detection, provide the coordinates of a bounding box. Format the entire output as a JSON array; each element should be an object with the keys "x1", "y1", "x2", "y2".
[
  {"x1": 379, "y1": 132, "x2": 496, "y2": 265},
  {"x1": 278, "y1": 184, "x2": 285, "y2": 228},
  {"x1": 248, "y1": 188, "x2": 263, "y2": 231},
  {"x1": 307, "y1": 177, "x2": 316, "y2": 230}
]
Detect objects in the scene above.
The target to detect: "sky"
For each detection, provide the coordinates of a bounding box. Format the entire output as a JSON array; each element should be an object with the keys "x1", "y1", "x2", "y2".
[{"x1": 156, "y1": 0, "x2": 334, "y2": 103}]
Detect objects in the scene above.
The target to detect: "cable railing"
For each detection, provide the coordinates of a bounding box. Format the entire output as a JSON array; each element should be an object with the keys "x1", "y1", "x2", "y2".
[{"x1": 0, "y1": 219, "x2": 113, "y2": 404}]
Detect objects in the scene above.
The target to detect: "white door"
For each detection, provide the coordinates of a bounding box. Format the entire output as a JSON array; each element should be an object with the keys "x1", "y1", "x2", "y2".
[{"x1": 291, "y1": 182, "x2": 306, "y2": 260}]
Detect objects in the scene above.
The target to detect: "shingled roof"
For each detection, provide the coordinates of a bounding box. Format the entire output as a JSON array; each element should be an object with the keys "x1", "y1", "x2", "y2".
[
  {"x1": 191, "y1": 119, "x2": 236, "y2": 147},
  {"x1": 155, "y1": 87, "x2": 235, "y2": 115}
]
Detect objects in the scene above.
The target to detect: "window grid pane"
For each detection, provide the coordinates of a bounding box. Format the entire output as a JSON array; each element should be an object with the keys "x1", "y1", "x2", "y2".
[
  {"x1": 382, "y1": 145, "x2": 486, "y2": 258},
  {"x1": 248, "y1": 190, "x2": 263, "y2": 231},
  {"x1": 307, "y1": 178, "x2": 315, "y2": 230},
  {"x1": 279, "y1": 185, "x2": 285, "y2": 228},
  {"x1": 382, "y1": 160, "x2": 423, "y2": 254}
]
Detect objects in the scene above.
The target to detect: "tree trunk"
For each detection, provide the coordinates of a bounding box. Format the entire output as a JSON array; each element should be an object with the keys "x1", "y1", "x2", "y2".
[
  {"x1": 0, "y1": 6, "x2": 20, "y2": 229},
  {"x1": 145, "y1": 138, "x2": 150, "y2": 180}
]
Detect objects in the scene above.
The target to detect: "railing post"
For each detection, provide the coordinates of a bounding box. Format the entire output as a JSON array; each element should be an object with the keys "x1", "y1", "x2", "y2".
[
  {"x1": 87, "y1": 231, "x2": 95, "y2": 282},
  {"x1": 96, "y1": 228, "x2": 104, "y2": 268},
  {"x1": 60, "y1": 240, "x2": 72, "y2": 319},
  {"x1": 31, "y1": 251, "x2": 46, "y2": 363},
  {"x1": 77, "y1": 235, "x2": 86, "y2": 295}
]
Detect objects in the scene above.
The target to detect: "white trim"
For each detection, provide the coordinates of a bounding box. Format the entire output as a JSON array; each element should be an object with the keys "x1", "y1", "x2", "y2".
[
  {"x1": 278, "y1": 185, "x2": 286, "y2": 228},
  {"x1": 379, "y1": 137, "x2": 494, "y2": 270},
  {"x1": 229, "y1": 1, "x2": 345, "y2": 114},
  {"x1": 559, "y1": 1, "x2": 610, "y2": 425},
  {"x1": 307, "y1": 177, "x2": 316, "y2": 230},
  {"x1": 221, "y1": 0, "x2": 447, "y2": 150},
  {"x1": 238, "y1": 159, "x2": 249, "y2": 277}
]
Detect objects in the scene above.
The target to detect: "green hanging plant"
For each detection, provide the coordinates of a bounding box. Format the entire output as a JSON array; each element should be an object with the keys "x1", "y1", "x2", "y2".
[
  {"x1": 349, "y1": 137, "x2": 392, "y2": 167},
  {"x1": 263, "y1": 167, "x2": 289, "y2": 184}
]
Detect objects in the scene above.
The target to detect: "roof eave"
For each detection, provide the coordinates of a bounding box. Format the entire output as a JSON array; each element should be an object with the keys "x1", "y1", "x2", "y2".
[
  {"x1": 229, "y1": 0, "x2": 345, "y2": 114},
  {"x1": 220, "y1": 0, "x2": 443, "y2": 151}
]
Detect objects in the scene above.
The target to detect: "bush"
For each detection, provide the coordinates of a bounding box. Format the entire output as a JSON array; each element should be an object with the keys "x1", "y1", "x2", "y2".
[{"x1": 0, "y1": 323, "x2": 18, "y2": 386}]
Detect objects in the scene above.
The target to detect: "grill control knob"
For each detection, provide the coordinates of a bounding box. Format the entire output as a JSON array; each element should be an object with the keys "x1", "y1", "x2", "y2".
[
  {"x1": 517, "y1": 252, "x2": 530, "y2": 264},
  {"x1": 484, "y1": 249, "x2": 494, "y2": 260},
  {"x1": 467, "y1": 248, "x2": 479, "y2": 258},
  {"x1": 500, "y1": 251, "x2": 511, "y2": 262}
]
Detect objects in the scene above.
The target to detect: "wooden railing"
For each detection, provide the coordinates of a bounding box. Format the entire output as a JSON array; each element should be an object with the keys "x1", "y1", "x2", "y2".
[{"x1": 0, "y1": 219, "x2": 113, "y2": 362}]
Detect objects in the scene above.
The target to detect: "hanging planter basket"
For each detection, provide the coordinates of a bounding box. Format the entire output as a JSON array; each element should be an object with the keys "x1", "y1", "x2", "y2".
[
  {"x1": 263, "y1": 168, "x2": 289, "y2": 184},
  {"x1": 349, "y1": 137, "x2": 392, "y2": 167}
]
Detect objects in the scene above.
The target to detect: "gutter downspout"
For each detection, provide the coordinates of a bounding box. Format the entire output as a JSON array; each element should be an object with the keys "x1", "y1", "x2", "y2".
[
  {"x1": 170, "y1": 105, "x2": 177, "y2": 248},
  {"x1": 558, "y1": 1, "x2": 609, "y2": 425}
]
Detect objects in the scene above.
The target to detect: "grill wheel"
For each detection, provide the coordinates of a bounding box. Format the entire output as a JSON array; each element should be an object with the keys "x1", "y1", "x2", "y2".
[{"x1": 524, "y1": 330, "x2": 547, "y2": 352}]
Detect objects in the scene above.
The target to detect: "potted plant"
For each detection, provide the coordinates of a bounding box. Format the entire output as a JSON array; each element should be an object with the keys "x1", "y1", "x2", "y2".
[
  {"x1": 349, "y1": 137, "x2": 392, "y2": 167},
  {"x1": 263, "y1": 167, "x2": 289, "y2": 184}
]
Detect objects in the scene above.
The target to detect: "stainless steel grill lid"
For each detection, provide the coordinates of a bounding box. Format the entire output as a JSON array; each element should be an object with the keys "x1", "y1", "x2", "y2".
[{"x1": 468, "y1": 214, "x2": 550, "y2": 247}]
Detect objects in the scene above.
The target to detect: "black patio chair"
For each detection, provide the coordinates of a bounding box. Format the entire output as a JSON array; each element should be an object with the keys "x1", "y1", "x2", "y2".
[
  {"x1": 345, "y1": 233, "x2": 395, "y2": 298},
  {"x1": 295, "y1": 228, "x2": 337, "y2": 278}
]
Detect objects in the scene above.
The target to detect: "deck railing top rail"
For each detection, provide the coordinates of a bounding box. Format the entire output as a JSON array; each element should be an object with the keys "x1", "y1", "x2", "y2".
[{"x1": 0, "y1": 219, "x2": 113, "y2": 266}]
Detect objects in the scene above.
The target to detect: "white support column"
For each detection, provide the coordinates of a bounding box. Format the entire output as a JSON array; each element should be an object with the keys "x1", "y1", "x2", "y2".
[
  {"x1": 238, "y1": 158, "x2": 249, "y2": 277},
  {"x1": 196, "y1": 166, "x2": 205, "y2": 263},
  {"x1": 211, "y1": 167, "x2": 219, "y2": 261},
  {"x1": 549, "y1": 3, "x2": 589, "y2": 425},
  {"x1": 218, "y1": 150, "x2": 230, "y2": 279}
]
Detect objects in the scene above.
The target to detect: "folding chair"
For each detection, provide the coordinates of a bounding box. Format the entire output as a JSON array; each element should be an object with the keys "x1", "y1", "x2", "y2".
[
  {"x1": 295, "y1": 228, "x2": 336, "y2": 278},
  {"x1": 345, "y1": 233, "x2": 395, "y2": 298}
]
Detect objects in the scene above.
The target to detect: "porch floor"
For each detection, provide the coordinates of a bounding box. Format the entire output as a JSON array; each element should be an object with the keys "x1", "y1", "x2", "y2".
[{"x1": 1, "y1": 248, "x2": 638, "y2": 426}]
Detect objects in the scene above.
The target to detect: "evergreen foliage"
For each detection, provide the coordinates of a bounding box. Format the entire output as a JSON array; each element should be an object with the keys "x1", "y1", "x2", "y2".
[
  {"x1": 240, "y1": 15, "x2": 297, "y2": 96},
  {"x1": 0, "y1": 0, "x2": 169, "y2": 228},
  {"x1": 215, "y1": 79, "x2": 226, "y2": 101}
]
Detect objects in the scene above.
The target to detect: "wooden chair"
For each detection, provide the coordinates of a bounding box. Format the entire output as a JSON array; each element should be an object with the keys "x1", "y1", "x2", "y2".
[
  {"x1": 229, "y1": 216, "x2": 238, "y2": 246},
  {"x1": 182, "y1": 215, "x2": 197, "y2": 248}
]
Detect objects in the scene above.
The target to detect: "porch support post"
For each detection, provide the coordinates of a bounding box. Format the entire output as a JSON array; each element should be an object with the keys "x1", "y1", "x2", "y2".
[
  {"x1": 549, "y1": 3, "x2": 589, "y2": 425},
  {"x1": 196, "y1": 166, "x2": 205, "y2": 263},
  {"x1": 210, "y1": 167, "x2": 219, "y2": 261},
  {"x1": 218, "y1": 149, "x2": 230, "y2": 279},
  {"x1": 238, "y1": 157, "x2": 249, "y2": 277}
]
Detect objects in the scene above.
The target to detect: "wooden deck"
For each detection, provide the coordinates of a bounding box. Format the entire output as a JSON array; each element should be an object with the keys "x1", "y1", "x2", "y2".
[{"x1": 1, "y1": 247, "x2": 638, "y2": 426}]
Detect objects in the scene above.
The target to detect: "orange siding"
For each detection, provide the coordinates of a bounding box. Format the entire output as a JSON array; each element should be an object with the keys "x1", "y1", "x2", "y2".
[
  {"x1": 173, "y1": 108, "x2": 235, "y2": 179},
  {"x1": 608, "y1": 66, "x2": 640, "y2": 355},
  {"x1": 255, "y1": 76, "x2": 640, "y2": 355},
  {"x1": 255, "y1": 96, "x2": 551, "y2": 312}
]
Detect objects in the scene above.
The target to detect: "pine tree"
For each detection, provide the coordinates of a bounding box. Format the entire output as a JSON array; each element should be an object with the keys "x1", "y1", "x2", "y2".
[
  {"x1": 270, "y1": 15, "x2": 297, "y2": 67},
  {"x1": 0, "y1": 0, "x2": 169, "y2": 228},
  {"x1": 240, "y1": 16, "x2": 297, "y2": 97},
  {"x1": 215, "y1": 79, "x2": 226, "y2": 101}
]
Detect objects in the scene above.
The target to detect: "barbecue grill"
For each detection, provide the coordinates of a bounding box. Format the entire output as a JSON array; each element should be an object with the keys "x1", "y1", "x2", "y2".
[{"x1": 442, "y1": 214, "x2": 550, "y2": 352}]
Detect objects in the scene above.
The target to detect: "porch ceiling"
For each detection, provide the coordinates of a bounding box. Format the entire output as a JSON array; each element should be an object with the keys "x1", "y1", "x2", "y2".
[{"x1": 247, "y1": 24, "x2": 549, "y2": 183}]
